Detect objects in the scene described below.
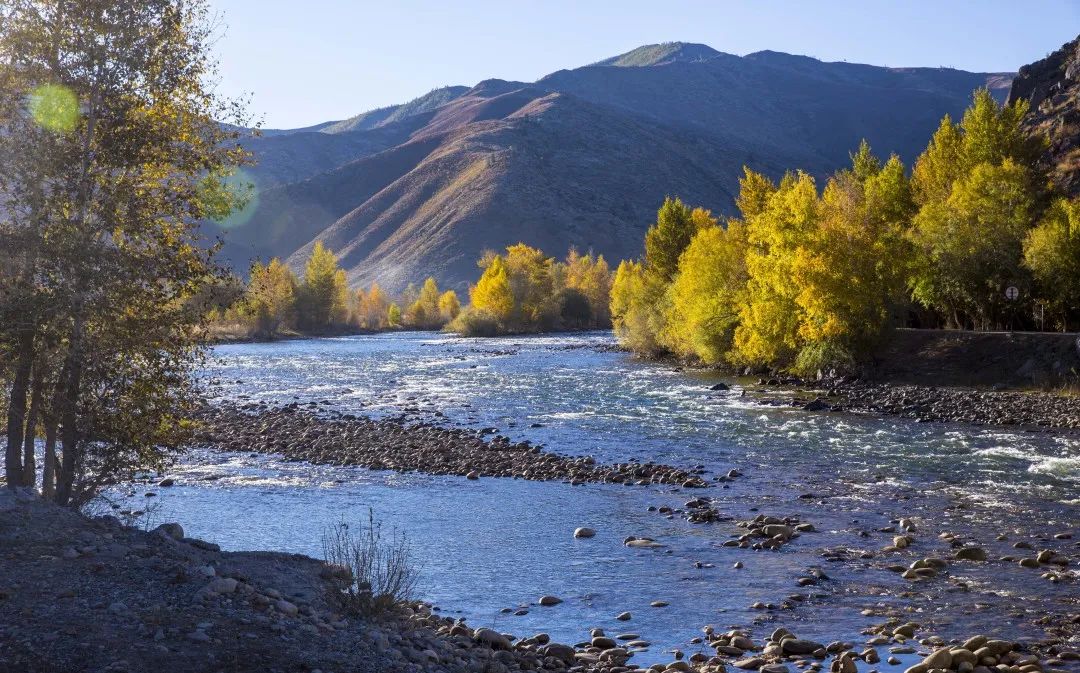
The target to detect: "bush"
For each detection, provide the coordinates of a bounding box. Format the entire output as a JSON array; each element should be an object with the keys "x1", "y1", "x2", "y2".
[
  {"x1": 793, "y1": 340, "x2": 859, "y2": 379},
  {"x1": 321, "y1": 509, "x2": 420, "y2": 616},
  {"x1": 446, "y1": 310, "x2": 501, "y2": 337}
]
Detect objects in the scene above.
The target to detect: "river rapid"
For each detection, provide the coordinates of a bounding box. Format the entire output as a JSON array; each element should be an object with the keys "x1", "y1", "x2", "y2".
[{"x1": 107, "y1": 331, "x2": 1080, "y2": 667}]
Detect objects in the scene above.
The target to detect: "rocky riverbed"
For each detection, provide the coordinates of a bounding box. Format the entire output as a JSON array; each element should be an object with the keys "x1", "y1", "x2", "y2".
[{"x1": 192, "y1": 403, "x2": 711, "y2": 488}]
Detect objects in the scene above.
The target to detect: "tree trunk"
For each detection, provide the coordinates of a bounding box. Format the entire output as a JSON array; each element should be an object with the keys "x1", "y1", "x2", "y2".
[
  {"x1": 5, "y1": 331, "x2": 35, "y2": 489},
  {"x1": 42, "y1": 419, "x2": 58, "y2": 500},
  {"x1": 21, "y1": 361, "x2": 44, "y2": 489},
  {"x1": 55, "y1": 319, "x2": 84, "y2": 507}
]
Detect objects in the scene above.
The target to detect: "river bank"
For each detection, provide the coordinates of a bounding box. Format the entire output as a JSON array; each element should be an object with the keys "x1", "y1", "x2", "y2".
[{"x1": 743, "y1": 379, "x2": 1080, "y2": 431}]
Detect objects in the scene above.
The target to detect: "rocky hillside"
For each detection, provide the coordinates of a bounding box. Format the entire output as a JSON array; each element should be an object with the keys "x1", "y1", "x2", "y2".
[
  {"x1": 1008, "y1": 34, "x2": 1080, "y2": 197},
  {"x1": 213, "y1": 42, "x2": 1013, "y2": 292}
]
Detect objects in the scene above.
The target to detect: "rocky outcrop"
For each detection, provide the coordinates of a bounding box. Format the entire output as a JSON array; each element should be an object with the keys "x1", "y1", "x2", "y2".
[{"x1": 1008, "y1": 34, "x2": 1080, "y2": 197}]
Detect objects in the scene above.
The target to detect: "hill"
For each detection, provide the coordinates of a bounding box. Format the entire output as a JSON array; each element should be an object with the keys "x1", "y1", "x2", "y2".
[
  {"x1": 212, "y1": 43, "x2": 1013, "y2": 292},
  {"x1": 1008, "y1": 34, "x2": 1080, "y2": 197}
]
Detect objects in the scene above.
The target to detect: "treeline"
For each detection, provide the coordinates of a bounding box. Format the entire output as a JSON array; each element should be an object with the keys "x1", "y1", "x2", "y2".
[
  {"x1": 449, "y1": 245, "x2": 613, "y2": 336},
  {"x1": 209, "y1": 242, "x2": 462, "y2": 340},
  {"x1": 612, "y1": 90, "x2": 1080, "y2": 374},
  {"x1": 1, "y1": 2, "x2": 251, "y2": 501}
]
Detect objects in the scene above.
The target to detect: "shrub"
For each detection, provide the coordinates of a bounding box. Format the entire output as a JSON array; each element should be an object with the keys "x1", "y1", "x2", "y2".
[
  {"x1": 446, "y1": 310, "x2": 501, "y2": 337},
  {"x1": 321, "y1": 509, "x2": 420, "y2": 616}
]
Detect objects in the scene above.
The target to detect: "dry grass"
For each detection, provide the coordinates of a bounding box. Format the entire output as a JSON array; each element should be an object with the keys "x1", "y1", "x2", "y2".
[{"x1": 321, "y1": 509, "x2": 420, "y2": 616}]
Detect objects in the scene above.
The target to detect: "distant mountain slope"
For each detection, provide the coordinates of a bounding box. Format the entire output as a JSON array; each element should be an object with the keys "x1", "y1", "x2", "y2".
[
  {"x1": 1008, "y1": 34, "x2": 1080, "y2": 197},
  {"x1": 541, "y1": 43, "x2": 1012, "y2": 168},
  {"x1": 213, "y1": 42, "x2": 1016, "y2": 292},
  {"x1": 284, "y1": 91, "x2": 789, "y2": 292}
]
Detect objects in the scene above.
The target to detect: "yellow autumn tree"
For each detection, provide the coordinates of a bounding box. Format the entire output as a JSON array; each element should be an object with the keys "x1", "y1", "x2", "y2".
[
  {"x1": 661, "y1": 220, "x2": 748, "y2": 364},
  {"x1": 733, "y1": 171, "x2": 819, "y2": 366},
  {"x1": 243, "y1": 258, "x2": 297, "y2": 338},
  {"x1": 406, "y1": 277, "x2": 443, "y2": 329},
  {"x1": 438, "y1": 290, "x2": 461, "y2": 323},
  {"x1": 563, "y1": 249, "x2": 613, "y2": 326},
  {"x1": 790, "y1": 147, "x2": 915, "y2": 374},
  {"x1": 470, "y1": 255, "x2": 514, "y2": 322},
  {"x1": 354, "y1": 282, "x2": 389, "y2": 329}
]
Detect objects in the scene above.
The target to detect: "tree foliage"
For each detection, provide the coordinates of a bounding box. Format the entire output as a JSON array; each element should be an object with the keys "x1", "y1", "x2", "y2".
[
  {"x1": 452, "y1": 245, "x2": 613, "y2": 335},
  {"x1": 297, "y1": 242, "x2": 349, "y2": 332},
  {"x1": 0, "y1": 0, "x2": 251, "y2": 501}
]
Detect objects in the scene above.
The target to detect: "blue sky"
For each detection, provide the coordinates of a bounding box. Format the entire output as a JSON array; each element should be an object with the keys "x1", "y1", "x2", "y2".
[{"x1": 208, "y1": 0, "x2": 1080, "y2": 129}]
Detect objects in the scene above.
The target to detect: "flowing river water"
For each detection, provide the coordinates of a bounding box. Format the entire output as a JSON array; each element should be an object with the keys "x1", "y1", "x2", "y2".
[{"x1": 107, "y1": 331, "x2": 1080, "y2": 667}]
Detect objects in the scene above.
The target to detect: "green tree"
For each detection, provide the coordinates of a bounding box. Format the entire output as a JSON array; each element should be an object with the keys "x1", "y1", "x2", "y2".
[
  {"x1": 387, "y1": 303, "x2": 402, "y2": 327},
  {"x1": 909, "y1": 160, "x2": 1035, "y2": 329},
  {"x1": 1023, "y1": 198, "x2": 1080, "y2": 330},
  {"x1": 298, "y1": 242, "x2": 348, "y2": 332},
  {"x1": 644, "y1": 197, "x2": 707, "y2": 282}
]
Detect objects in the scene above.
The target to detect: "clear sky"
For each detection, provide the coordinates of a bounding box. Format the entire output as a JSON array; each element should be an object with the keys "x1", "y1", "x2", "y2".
[{"x1": 207, "y1": 0, "x2": 1080, "y2": 129}]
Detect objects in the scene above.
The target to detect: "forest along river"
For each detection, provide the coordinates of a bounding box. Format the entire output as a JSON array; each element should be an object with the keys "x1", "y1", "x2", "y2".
[{"x1": 107, "y1": 331, "x2": 1080, "y2": 667}]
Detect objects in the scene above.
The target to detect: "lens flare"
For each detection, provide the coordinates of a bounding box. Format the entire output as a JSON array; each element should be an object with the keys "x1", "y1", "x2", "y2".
[
  {"x1": 200, "y1": 168, "x2": 259, "y2": 229},
  {"x1": 29, "y1": 84, "x2": 79, "y2": 133}
]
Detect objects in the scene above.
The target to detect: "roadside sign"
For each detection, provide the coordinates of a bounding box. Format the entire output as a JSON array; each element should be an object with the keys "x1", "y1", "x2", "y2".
[{"x1": 1005, "y1": 286, "x2": 1019, "y2": 301}]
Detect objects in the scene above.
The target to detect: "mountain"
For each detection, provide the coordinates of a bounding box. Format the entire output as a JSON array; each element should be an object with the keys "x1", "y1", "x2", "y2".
[
  {"x1": 1008, "y1": 34, "x2": 1080, "y2": 198},
  {"x1": 212, "y1": 42, "x2": 1013, "y2": 293}
]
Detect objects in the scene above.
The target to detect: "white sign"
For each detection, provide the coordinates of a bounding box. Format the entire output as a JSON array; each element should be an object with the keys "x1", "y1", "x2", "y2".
[{"x1": 1005, "y1": 286, "x2": 1019, "y2": 301}]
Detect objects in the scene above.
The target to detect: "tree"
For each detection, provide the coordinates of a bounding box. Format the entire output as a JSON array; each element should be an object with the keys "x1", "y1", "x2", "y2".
[
  {"x1": 644, "y1": 197, "x2": 707, "y2": 281},
  {"x1": 438, "y1": 290, "x2": 461, "y2": 323},
  {"x1": 563, "y1": 249, "x2": 613, "y2": 327},
  {"x1": 244, "y1": 259, "x2": 296, "y2": 338},
  {"x1": 908, "y1": 160, "x2": 1035, "y2": 329},
  {"x1": 387, "y1": 303, "x2": 402, "y2": 327},
  {"x1": 503, "y1": 243, "x2": 555, "y2": 326},
  {"x1": 733, "y1": 171, "x2": 819, "y2": 366},
  {"x1": 0, "y1": 0, "x2": 250, "y2": 500},
  {"x1": 662, "y1": 220, "x2": 749, "y2": 364},
  {"x1": 356, "y1": 283, "x2": 389, "y2": 330},
  {"x1": 406, "y1": 277, "x2": 443, "y2": 329},
  {"x1": 298, "y1": 242, "x2": 348, "y2": 332},
  {"x1": 610, "y1": 260, "x2": 667, "y2": 355},
  {"x1": 1024, "y1": 198, "x2": 1080, "y2": 330},
  {"x1": 912, "y1": 115, "x2": 964, "y2": 206},
  {"x1": 470, "y1": 255, "x2": 515, "y2": 322}
]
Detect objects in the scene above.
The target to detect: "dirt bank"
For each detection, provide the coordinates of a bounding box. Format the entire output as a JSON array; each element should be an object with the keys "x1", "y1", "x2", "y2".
[{"x1": 864, "y1": 330, "x2": 1079, "y2": 389}]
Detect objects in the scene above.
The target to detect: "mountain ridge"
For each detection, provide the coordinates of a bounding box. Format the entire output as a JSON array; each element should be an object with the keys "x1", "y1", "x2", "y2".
[{"x1": 212, "y1": 43, "x2": 1017, "y2": 293}]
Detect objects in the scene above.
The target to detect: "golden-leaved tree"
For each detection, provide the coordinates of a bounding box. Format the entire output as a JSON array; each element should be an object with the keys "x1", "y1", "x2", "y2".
[{"x1": 244, "y1": 259, "x2": 297, "y2": 338}]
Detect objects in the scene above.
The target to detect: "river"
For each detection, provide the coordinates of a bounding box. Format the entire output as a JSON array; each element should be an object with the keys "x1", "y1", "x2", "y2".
[{"x1": 106, "y1": 331, "x2": 1080, "y2": 666}]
